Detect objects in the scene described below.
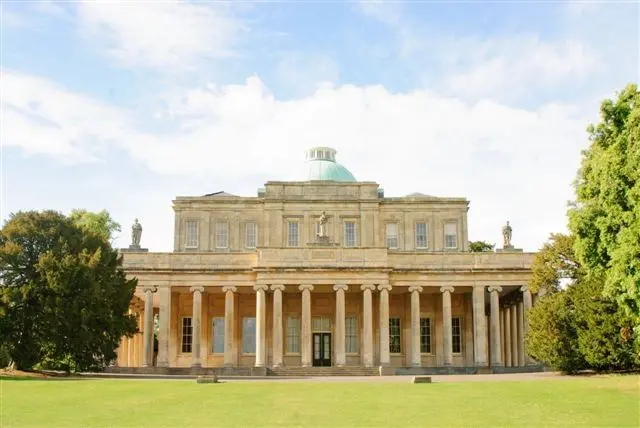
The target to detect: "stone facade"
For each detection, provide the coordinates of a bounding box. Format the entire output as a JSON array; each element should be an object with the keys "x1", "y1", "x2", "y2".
[{"x1": 116, "y1": 160, "x2": 535, "y2": 372}]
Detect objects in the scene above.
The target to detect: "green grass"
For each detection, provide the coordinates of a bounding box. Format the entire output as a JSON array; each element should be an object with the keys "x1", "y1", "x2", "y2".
[{"x1": 1, "y1": 375, "x2": 638, "y2": 427}]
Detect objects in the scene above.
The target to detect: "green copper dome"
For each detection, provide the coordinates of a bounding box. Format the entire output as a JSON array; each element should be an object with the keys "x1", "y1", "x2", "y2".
[{"x1": 304, "y1": 147, "x2": 356, "y2": 182}]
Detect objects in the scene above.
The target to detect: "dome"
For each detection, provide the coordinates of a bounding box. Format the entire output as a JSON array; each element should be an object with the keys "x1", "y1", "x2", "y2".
[{"x1": 304, "y1": 147, "x2": 356, "y2": 182}]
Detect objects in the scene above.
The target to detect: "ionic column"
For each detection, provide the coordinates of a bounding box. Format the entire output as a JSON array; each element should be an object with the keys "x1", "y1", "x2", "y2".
[
  {"x1": 504, "y1": 305, "x2": 512, "y2": 368},
  {"x1": 488, "y1": 286, "x2": 502, "y2": 367},
  {"x1": 254, "y1": 284, "x2": 268, "y2": 367},
  {"x1": 517, "y1": 301, "x2": 525, "y2": 367},
  {"x1": 378, "y1": 283, "x2": 392, "y2": 366},
  {"x1": 271, "y1": 284, "x2": 285, "y2": 368},
  {"x1": 510, "y1": 304, "x2": 518, "y2": 367},
  {"x1": 441, "y1": 286, "x2": 454, "y2": 366},
  {"x1": 142, "y1": 286, "x2": 156, "y2": 367},
  {"x1": 156, "y1": 287, "x2": 172, "y2": 367},
  {"x1": 120, "y1": 336, "x2": 129, "y2": 367},
  {"x1": 299, "y1": 284, "x2": 314, "y2": 367},
  {"x1": 522, "y1": 286, "x2": 532, "y2": 365},
  {"x1": 127, "y1": 309, "x2": 135, "y2": 366},
  {"x1": 223, "y1": 286, "x2": 237, "y2": 367},
  {"x1": 361, "y1": 284, "x2": 376, "y2": 368},
  {"x1": 190, "y1": 286, "x2": 204, "y2": 368},
  {"x1": 409, "y1": 285, "x2": 423, "y2": 367},
  {"x1": 500, "y1": 308, "x2": 505, "y2": 364},
  {"x1": 333, "y1": 284, "x2": 348, "y2": 367},
  {"x1": 472, "y1": 285, "x2": 487, "y2": 367}
]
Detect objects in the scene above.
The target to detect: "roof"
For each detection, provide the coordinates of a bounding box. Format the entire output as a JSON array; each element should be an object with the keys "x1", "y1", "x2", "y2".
[
  {"x1": 304, "y1": 147, "x2": 356, "y2": 182},
  {"x1": 203, "y1": 191, "x2": 237, "y2": 197}
]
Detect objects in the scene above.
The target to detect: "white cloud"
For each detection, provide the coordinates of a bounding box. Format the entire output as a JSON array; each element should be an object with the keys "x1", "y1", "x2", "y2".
[
  {"x1": 274, "y1": 52, "x2": 340, "y2": 97},
  {"x1": 76, "y1": 0, "x2": 244, "y2": 70},
  {"x1": 4, "y1": 70, "x2": 596, "y2": 252}
]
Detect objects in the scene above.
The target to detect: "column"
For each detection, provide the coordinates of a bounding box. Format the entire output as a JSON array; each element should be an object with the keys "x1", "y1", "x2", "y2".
[
  {"x1": 156, "y1": 287, "x2": 171, "y2": 367},
  {"x1": 441, "y1": 286, "x2": 454, "y2": 366},
  {"x1": 488, "y1": 286, "x2": 502, "y2": 367},
  {"x1": 299, "y1": 284, "x2": 313, "y2": 367},
  {"x1": 190, "y1": 286, "x2": 204, "y2": 368},
  {"x1": 271, "y1": 284, "x2": 285, "y2": 368},
  {"x1": 517, "y1": 301, "x2": 525, "y2": 367},
  {"x1": 120, "y1": 337, "x2": 129, "y2": 367},
  {"x1": 223, "y1": 286, "x2": 236, "y2": 367},
  {"x1": 522, "y1": 286, "x2": 532, "y2": 365},
  {"x1": 409, "y1": 285, "x2": 423, "y2": 367},
  {"x1": 378, "y1": 283, "x2": 392, "y2": 366},
  {"x1": 510, "y1": 304, "x2": 518, "y2": 367},
  {"x1": 254, "y1": 284, "x2": 267, "y2": 367},
  {"x1": 500, "y1": 308, "x2": 505, "y2": 364},
  {"x1": 504, "y1": 305, "x2": 512, "y2": 368},
  {"x1": 472, "y1": 286, "x2": 487, "y2": 367},
  {"x1": 333, "y1": 284, "x2": 348, "y2": 367},
  {"x1": 361, "y1": 284, "x2": 376, "y2": 368},
  {"x1": 142, "y1": 286, "x2": 156, "y2": 367}
]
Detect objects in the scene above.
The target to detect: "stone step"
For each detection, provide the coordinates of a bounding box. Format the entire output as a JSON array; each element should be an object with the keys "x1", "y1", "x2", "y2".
[{"x1": 270, "y1": 367, "x2": 379, "y2": 376}]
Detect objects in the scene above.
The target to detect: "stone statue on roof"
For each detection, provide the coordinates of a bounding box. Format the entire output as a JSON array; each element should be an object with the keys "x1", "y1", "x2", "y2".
[
  {"x1": 131, "y1": 218, "x2": 142, "y2": 248},
  {"x1": 502, "y1": 221, "x2": 512, "y2": 248}
]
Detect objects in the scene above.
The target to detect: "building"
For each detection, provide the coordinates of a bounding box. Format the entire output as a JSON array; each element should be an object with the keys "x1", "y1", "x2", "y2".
[{"x1": 115, "y1": 147, "x2": 536, "y2": 375}]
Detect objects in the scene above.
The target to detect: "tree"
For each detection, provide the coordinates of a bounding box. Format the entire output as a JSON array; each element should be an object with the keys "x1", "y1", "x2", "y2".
[
  {"x1": 69, "y1": 209, "x2": 121, "y2": 243},
  {"x1": 529, "y1": 233, "x2": 579, "y2": 295},
  {"x1": 469, "y1": 240, "x2": 495, "y2": 252},
  {"x1": 568, "y1": 83, "x2": 640, "y2": 326},
  {"x1": 0, "y1": 210, "x2": 137, "y2": 371}
]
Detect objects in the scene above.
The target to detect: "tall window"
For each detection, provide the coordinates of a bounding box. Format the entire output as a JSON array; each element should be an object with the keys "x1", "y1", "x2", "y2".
[
  {"x1": 242, "y1": 317, "x2": 256, "y2": 354},
  {"x1": 245, "y1": 222, "x2": 257, "y2": 249},
  {"x1": 212, "y1": 317, "x2": 225, "y2": 354},
  {"x1": 185, "y1": 220, "x2": 199, "y2": 248},
  {"x1": 420, "y1": 318, "x2": 431, "y2": 353},
  {"x1": 452, "y1": 317, "x2": 462, "y2": 353},
  {"x1": 389, "y1": 318, "x2": 401, "y2": 353},
  {"x1": 287, "y1": 317, "x2": 300, "y2": 353},
  {"x1": 444, "y1": 222, "x2": 458, "y2": 249},
  {"x1": 346, "y1": 317, "x2": 358, "y2": 353},
  {"x1": 215, "y1": 222, "x2": 229, "y2": 248},
  {"x1": 386, "y1": 223, "x2": 398, "y2": 249},
  {"x1": 181, "y1": 317, "x2": 193, "y2": 353},
  {"x1": 287, "y1": 221, "x2": 299, "y2": 247},
  {"x1": 415, "y1": 222, "x2": 428, "y2": 249},
  {"x1": 344, "y1": 221, "x2": 356, "y2": 247}
]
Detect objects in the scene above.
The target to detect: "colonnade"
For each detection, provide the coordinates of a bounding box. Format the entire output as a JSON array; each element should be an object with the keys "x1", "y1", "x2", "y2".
[{"x1": 489, "y1": 286, "x2": 532, "y2": 368}]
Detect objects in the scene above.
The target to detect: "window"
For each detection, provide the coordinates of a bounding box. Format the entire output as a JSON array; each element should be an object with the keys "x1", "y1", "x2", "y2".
[
  {"x1": 444, "y1": 222, "x2": 458, "y2": 249},
  {"x1": 215, "y1": 222, "x2": 229, "y2": 248},
  {"x1": 420, "y1": 318, "x2": 431, "y2": 353},
  {"x1": 185, "y1": 220, "x2": 199, "y2": 248},
  {"x1": 287, "y1": 221, "x2": 299, "y2": 247},
  {"x1": 245, "y1": 222, "x2": 257, "y2": 249},
  {"x1": 346, "y1": 316, "x2": 358, "y2": 353},
  {"x1": 344, "y1": 221, "x2": 356, "y2": 247},
  {"x1": 389, "y1": 318, "x2": 401, "y2": 353},
  {"x1": 287, "y1": 317, "x2": 300, "y2": 353},
  {"x1": 452, "y1": 317, "x2": 462, "y2": 353},
  {"x1": 212, "y1": 317, "x2": 225, "y2": 354},
  {"x1": 386, "y1": 223, "x2": 398, "y2": 249},
  {"x1": 415, "y1": 222, "x2": 428, "y2": 249},
  {"x1": 181, "y1": 317, "x2": 193, "y2": 353},
  {"x1": 242, "y1": 317, "x2": 256, "y2": 354}
]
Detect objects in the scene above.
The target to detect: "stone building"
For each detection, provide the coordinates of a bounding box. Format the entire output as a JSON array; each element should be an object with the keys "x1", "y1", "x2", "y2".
[{"x1": 116, "y1": 147, "x2": 536, "y2": 374}]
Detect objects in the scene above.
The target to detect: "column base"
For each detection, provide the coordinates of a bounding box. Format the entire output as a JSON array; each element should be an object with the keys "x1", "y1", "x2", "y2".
[{"x1": 191, "y1": 363, "x2": 202, "y2": 368}]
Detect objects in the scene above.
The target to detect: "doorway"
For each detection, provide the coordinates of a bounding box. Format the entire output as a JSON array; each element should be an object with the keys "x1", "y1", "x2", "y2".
[{"x1": 312, "y1": 333, "x2": 331, "y2": 367}]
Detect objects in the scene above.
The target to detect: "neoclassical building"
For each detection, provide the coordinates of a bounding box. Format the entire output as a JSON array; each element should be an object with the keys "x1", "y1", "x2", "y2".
[{"x1": 115, "y1": 147, "x2": 537, "y2": 375}]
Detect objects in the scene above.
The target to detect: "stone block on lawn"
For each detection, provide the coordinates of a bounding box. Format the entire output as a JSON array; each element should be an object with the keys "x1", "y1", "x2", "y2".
[
  {"x1": 196, "y1": 375, "x2": 219, "y2": 384},
  {"x1": 411, "y1": 376, "x2": 432, "y2": 384}
]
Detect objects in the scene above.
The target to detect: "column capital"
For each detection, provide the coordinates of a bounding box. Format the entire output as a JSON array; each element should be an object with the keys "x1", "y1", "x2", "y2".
[
  {"x1": 270, "y1": 284, "x2": 285, "y2": 292},
  {"x1": 299, "y1": 284, "x2": 314, "y2": 292},
  {"x1": 189, "y1": 286, "x2": 205, "y2": 294},
  {"x1": 520, "y1": 285, "x2": 530, "y2": 292},
  {"x1": 142, "y1": 286, "x2": 157, "y2": 293},
  {"x1": 333, "y1": 284, "x2": 348, "y2": 292},
  {"x1": 408, "y1": 285, "x2": 423, "y2": 293},
  {"x1": 222, "y1": 286, "x2": 237, "y2": 293},
  {"x1": 360, "y1": 284, "x2": 376, "y2": 291},
  {"x1": 377, "y1": 283, "x2": 392, "y2": 292},
  {"x1": 440, "y1": 285, "x2": 454, "y2": 294},
  {"x1": 254, "y1": 284, "x2": 268, "y2": 292},
  {"x1": 488, "y1": 286, "x2": 503, "y2": 293}
]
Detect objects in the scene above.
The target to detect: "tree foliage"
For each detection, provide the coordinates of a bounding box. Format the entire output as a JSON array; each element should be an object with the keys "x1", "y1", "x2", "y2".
[
  {"x1": 0, "y1": 210, "x2": 137, "y2": 371},
  {"x1": 469, "y1": 240, "x2": 495, "y2": 252},
  {"x1": 69, "y1": 209, "x2": 121, "y2": 243},
  {"x1": 529, "y1": 233, "x2": 579, "y2": 294},
  {"x1": 568, "y1": 83, "x2": 640, "y2": 324}
]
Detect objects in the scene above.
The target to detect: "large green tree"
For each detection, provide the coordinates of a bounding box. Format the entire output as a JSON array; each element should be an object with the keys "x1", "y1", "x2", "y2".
[
  {"x1": 468, "y1": 240, "x2": 495, "y2": 252},
  {"x1": 69, "y1": 209, "x2": 121, "y2": 243},
  {"x1": 568, "y1": 83, "x2": 640, "y2": 327},
  {"x1": 0, "y1": 210, "x2": 137, "y2": 371}
]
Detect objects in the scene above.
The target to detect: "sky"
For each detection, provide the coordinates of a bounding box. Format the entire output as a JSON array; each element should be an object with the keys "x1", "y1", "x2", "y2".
[{"x1": 2, "y1": 0, "x2": 638, "y2": 252}]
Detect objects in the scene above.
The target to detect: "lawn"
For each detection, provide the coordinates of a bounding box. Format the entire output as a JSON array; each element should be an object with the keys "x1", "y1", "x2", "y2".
[{"x1": 1, "y1": 375, "x2": 638, "y2": 427}]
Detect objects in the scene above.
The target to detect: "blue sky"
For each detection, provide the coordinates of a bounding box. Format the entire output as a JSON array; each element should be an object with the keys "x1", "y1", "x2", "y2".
[{"x1": 2, "y1": 0, "x2": 638, "y2": 252}]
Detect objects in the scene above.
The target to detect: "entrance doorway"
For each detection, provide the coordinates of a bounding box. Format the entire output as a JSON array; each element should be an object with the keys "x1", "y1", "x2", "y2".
[{"x1": 313, "y1": 333, "x2": 331, "y2": 367}]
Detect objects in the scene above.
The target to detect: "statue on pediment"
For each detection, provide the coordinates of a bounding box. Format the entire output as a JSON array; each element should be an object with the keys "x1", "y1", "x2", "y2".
[
  {"x1": 131, "y1": 218, "x2": 142, "y2": 248},
  {"x1": 502, "y1": 221, "x2": 512, "y2": 248}
]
